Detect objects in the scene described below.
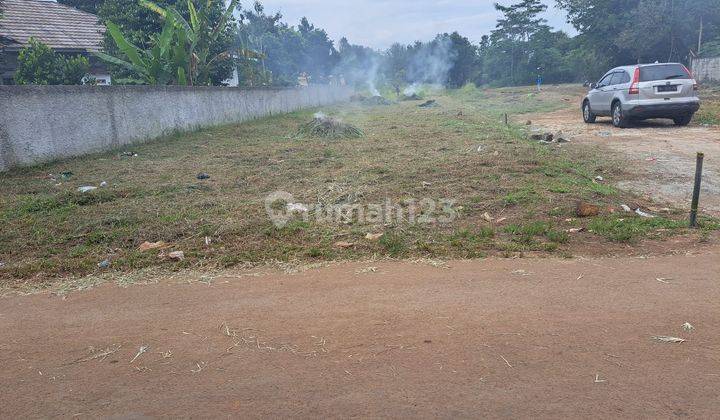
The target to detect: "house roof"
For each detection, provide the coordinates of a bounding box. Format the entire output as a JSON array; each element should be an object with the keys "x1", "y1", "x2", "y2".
[{"x1": 0, "y1": 0, "x2": 105, "y2": 52}]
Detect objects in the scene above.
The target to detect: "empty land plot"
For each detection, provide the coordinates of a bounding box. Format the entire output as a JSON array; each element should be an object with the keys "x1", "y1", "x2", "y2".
[{"x1": 1, "y1": 85, "x2": 717, "y2": 290}]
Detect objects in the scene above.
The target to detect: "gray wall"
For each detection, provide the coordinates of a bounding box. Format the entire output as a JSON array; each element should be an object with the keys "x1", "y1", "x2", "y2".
[
  {"x1": 692, "y1": 57, "x2": 720, "y2": 83},
  {"x1": 0, "y1": 84, "x2": 353, "y2": 171}
]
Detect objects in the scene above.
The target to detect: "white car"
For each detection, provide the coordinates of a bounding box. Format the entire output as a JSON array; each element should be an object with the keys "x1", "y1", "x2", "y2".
[{"x1": 582, "y1": 63, "x2": 700, "y2": 128}]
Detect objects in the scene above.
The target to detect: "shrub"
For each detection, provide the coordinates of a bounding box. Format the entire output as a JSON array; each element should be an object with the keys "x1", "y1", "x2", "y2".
[{"x1": 14, "y1": 38, "x2": 89, "y2": 85}]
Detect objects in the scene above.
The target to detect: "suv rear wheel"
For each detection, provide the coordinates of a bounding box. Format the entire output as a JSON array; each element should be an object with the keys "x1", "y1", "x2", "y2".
[
  {"x1": 582, "y1": 100, "x2": 596, "y2": 123},
  {"x1": 612, "y1": 101, "x2": 630, "y2": 128},
  {"x1": 673, "y1": 115, "x2": 693, "y2": 126}
]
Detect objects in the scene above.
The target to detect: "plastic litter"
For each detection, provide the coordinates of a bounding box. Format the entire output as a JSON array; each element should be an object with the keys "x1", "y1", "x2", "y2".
[
  {"x1": 652, "y1": 336, "x2": 685, "y2": 343},
  {"x1": 77, "y1": 186, "x2": 97, "y2": 193},
  {"x1": 635, "y1": 208, "x2": 655, "y2": 218}
]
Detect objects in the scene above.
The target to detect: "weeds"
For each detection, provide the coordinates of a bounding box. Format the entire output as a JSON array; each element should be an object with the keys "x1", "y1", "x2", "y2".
[{"x1": 589, "y1": 216, "x2": 687, "y2": 243}]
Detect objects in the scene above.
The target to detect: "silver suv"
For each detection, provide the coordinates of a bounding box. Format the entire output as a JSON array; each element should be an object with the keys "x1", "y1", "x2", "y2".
[{"x1": 582, "y1": 63, "x2": 700, "y2": 128}]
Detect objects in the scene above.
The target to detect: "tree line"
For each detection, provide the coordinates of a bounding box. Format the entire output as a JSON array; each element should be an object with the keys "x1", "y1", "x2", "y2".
[{"x1": 8, "y1": 0, "x2": 720, "y2": 87}]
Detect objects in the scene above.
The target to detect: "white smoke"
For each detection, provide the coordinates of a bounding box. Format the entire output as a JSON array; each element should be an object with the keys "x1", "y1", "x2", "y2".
[
  {"x1": 334, "y1": 35, "x2": 457, "y2": 96},
  {"x1": 366, "y1": 59, "x2": 381, "y2": 96},
  {"x1": 406, "y1": 36, "x2": 456, "y2": 88},
  {"x1": 403, "y1": 83, "x2": 420, "y2": 96}
]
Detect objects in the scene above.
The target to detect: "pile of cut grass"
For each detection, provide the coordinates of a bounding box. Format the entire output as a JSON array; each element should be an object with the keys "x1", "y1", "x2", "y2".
[{"x1": 296, "y1": 114, "x2": 363, "y2": 139}]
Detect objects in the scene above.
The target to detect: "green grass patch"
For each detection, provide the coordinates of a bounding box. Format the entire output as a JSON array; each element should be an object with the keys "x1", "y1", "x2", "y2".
[{"x1": 589, "y1": 216, "x2": 687, "y2": 243}]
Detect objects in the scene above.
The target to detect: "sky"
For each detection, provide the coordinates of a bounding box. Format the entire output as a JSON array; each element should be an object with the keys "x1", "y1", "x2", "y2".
[{"x1": 255, "y1": 0, "x2": 575, "y2": 50}]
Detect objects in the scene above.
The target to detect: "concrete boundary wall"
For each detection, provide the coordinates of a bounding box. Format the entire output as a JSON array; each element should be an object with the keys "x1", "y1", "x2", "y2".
[
  {"x1": 692, "y1": 57, "x2": 720, "y2": 83},
  {"x1": 0, "y1": 84, "x2": 353, "y2": 171}
]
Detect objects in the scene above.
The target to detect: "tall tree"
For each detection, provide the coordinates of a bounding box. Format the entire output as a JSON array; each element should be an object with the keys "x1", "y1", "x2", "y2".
[
  {"x1": 235, "y1": 2, "x2": 295, "y2": 86},
  {"x1": 297, "y1": 17, "x2": 338, "y2": 82},
  {"x1": 494, "y1": 0, "x2": 548, "y2": 42},
  {"x1": 491, "y1": 0, "x2": 548, "y2": 84},
  {"x1": 557, "y1": 0, "x2": 720, "y2": 78},
  {"x1": 446, "y1": 32, "x2": 479, "y2": 88}
]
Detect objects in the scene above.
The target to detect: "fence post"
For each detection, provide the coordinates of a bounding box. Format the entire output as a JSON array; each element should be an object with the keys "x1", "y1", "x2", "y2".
[{"x1": 690, "y1": 152, "x2": 705, "y2": 228}]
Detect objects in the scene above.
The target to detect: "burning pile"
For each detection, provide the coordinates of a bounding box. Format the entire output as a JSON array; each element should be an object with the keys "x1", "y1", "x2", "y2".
[
  {"x1": 297, "y1": 113, "x2": 363, "y2": 139},
  {"x1": 418, "y1": 99, "x2": 438, "y2": 108}
]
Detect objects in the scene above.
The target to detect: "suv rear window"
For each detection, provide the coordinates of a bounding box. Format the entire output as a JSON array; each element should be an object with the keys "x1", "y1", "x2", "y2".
[{"x1": 639, "y1": 64, "x2": 690, "y2": 82}]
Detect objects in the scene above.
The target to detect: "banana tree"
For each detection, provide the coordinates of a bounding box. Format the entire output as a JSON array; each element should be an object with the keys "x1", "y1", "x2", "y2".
[
  {"x1": 95, "y1": 15, "x2": 190, "y2": 85},
  {"x1": 141, "y1": 0, "x2": 240, "y2": 86}
]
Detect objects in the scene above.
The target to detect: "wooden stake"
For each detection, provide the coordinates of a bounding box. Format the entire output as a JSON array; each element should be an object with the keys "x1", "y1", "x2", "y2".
[{"x1": 690, "y1": 152, "x2": 704, "y2": 228}]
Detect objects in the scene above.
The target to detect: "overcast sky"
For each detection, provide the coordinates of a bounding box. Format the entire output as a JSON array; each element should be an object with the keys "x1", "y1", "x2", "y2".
[{"x1": 255, "y1": 0, "x2": 575, "y2": 49}]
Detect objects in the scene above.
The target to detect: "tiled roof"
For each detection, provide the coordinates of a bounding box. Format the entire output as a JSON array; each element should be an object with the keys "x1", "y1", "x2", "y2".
[{"x1": 0, "y1": 0, "x2": 104, "y2": 52}]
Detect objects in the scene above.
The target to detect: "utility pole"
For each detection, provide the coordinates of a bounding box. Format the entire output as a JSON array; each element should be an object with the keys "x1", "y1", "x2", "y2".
[{"x1": 698, "y1": 16, "x2": 704, "y2": 55}]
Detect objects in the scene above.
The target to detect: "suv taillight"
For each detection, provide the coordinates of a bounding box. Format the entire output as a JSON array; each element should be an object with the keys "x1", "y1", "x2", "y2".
[
  {"x1": 682, "y1": 64, "x2": 693, "y2": 78},
  {"x1": 681, "y1": 64, "x2": 698, "y2": 90},
  {"x1": 629, "y1": 67, "x2": 640, "y2": 95}
]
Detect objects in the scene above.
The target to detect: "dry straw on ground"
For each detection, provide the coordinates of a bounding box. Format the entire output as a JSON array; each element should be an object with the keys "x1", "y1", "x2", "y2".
[{"x1": 296, "y1": 113, "x2": 363, "y2": 139}]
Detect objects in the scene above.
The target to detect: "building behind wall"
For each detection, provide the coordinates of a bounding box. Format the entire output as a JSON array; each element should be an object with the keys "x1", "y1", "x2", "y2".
[{"x1": 0, "y1": 0, "x2": 110, "y2": 85}]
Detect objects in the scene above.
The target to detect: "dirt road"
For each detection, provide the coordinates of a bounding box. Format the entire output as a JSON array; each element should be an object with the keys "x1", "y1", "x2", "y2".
[
  {"x1": 2, "y1": 249, "x2": 719, "y2": 418},
  {"x1": 528, "y1": 104, "x2": 720, "y2": 216}
]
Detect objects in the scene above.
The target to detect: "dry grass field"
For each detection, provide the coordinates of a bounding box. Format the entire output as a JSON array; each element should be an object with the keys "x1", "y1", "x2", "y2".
[{"x1": 1, "y1": 85, "x2": 717, "y2": 290}]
